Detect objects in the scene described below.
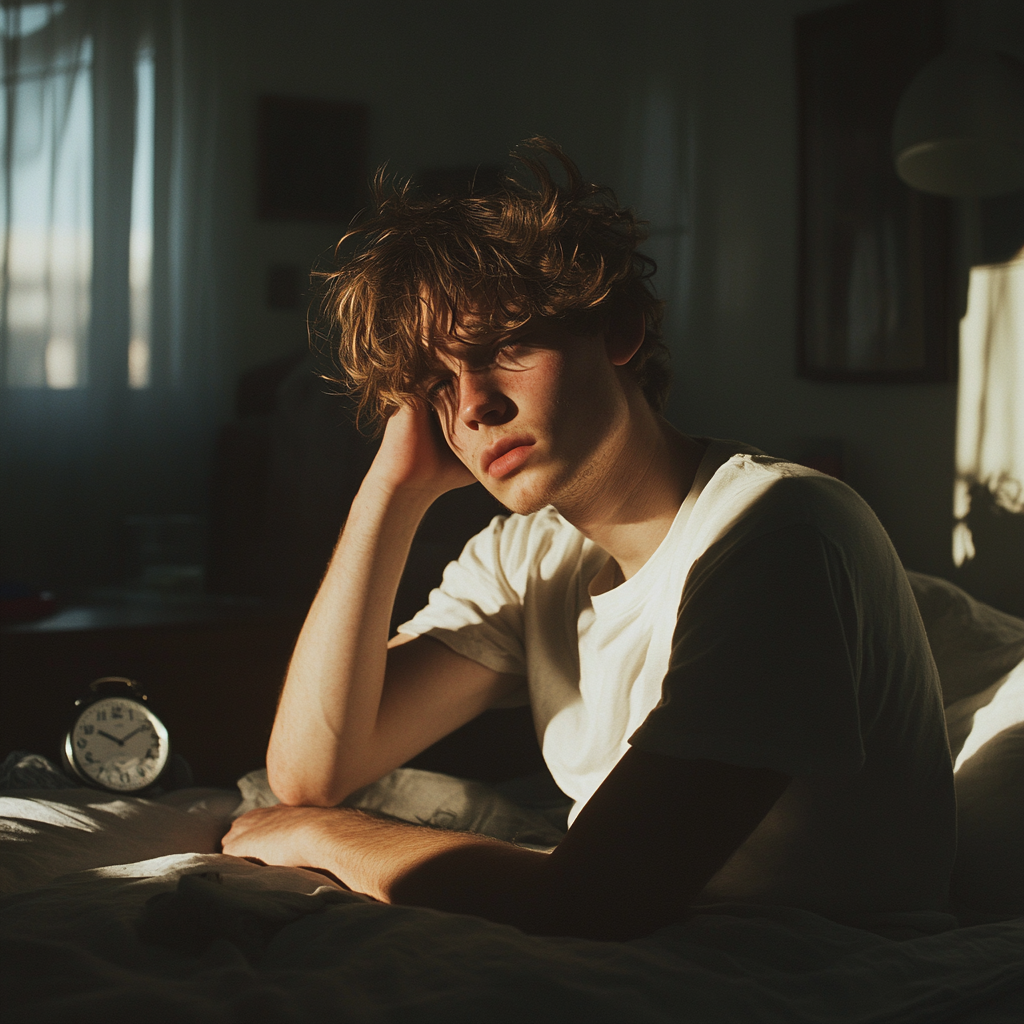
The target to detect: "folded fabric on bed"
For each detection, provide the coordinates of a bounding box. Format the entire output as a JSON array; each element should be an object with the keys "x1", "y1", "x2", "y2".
[
  {"x1": 136, "y1": 869, "x2": 358, "y2": 961},
  {"x1": 0, "y1": 786, "x2": 239, "y2": 895}
]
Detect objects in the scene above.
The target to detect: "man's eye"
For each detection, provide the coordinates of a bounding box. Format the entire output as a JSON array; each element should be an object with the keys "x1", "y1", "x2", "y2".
[{"x1": 427, "y1": 378, "x2": 453, "y2": 399}]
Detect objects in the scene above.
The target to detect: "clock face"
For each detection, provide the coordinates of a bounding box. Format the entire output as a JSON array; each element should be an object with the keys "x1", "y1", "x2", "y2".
[{"x1": 66, "y1": 697, "x2": 170, "y2": 792}]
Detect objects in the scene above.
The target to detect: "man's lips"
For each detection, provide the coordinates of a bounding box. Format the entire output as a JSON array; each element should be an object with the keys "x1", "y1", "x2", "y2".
[{"x1": 481, "y1": 437, "x2": 535, "y2": 479}]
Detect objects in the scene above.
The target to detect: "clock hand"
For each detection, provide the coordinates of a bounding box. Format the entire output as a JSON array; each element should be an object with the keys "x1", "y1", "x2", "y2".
[
  {"x1": 97, "y1": 730, "x2": 125, "y2": 746},
  {"x1": 120, "y1": 726, "x2": 148, "y2": 743}
]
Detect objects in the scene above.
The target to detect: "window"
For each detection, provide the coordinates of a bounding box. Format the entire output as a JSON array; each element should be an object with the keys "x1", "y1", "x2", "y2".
[
  {"x1": 1, "y1": 2, "x2": 91, "y2": 388},
  {"x1": 1, "y1": 3, "x2": 154, "y2": 390},
  {"x1": 1, "y1": 1, "x2": 223, "y2": 593}
]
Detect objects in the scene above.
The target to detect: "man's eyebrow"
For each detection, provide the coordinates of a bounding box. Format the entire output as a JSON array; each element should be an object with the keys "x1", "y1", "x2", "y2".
[{"x1": 430, "y1": 323, "x2": 537, "y2": 367}]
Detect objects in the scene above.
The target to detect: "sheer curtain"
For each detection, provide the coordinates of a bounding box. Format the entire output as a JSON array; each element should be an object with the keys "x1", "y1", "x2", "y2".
[
  {"x1": 0, "y1": 0, "x2": 226, "y2": 591},
  {"x1": 953, "y1": 247, "x2": 1024, "y2": 567}
]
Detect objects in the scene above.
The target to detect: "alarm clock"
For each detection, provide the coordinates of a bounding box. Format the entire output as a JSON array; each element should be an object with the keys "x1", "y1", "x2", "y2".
[{"x1": 61, "y1": 677, "x2": 171, "y2": 793}]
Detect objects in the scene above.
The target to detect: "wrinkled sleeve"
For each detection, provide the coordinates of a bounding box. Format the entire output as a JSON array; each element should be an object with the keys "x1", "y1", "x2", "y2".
[
  {"x1": 396, "y1": 515, "x2": 528, "y2": 678},
  {"x1": 630, "y1": 522, "x2": 866, "y2": 777}
]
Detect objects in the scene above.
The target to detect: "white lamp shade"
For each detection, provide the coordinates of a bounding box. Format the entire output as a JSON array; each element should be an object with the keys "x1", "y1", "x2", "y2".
[{"x1": 892, "y1": 49, "x2": 1024, "y2": 198}]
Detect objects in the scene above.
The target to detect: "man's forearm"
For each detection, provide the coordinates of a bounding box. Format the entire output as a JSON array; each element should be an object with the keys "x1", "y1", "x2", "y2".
[
  {"x1": 231, "y1": 803, "x2": 561, "y2": 931},
  {"x1": 313, "y1": 808, "x2": 544, "y2": 906},
  {"x1": 227, "y1": 803, "x2": 672, "y2": 939},
  {"x1": 267, "y1": 472, "x2": 433, "y2": 805}
]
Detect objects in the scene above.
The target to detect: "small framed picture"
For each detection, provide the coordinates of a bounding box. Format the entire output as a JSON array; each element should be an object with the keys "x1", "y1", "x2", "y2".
[
  {"x1": 257, "y1": 95, "x2": 369, "y2": 223},
  {"x1": 796, "y1": 0, "x2": 957, "y2": 382}
]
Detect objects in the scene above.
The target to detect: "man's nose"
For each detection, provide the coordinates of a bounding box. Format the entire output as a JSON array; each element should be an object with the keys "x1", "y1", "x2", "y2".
[{"x1": 457, "y1": 370, "x2": 509, "y2": 429}]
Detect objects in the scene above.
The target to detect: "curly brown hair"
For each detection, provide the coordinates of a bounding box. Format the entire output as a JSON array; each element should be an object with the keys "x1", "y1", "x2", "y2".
[{"x1": 316, "y1": 138, "x2": 670, "y2": 429}]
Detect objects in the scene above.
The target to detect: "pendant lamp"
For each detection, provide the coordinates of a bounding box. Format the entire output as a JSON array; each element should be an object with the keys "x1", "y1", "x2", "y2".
[{"x1": 892, "y1": 49, "x2": 1024, "y2": 198}]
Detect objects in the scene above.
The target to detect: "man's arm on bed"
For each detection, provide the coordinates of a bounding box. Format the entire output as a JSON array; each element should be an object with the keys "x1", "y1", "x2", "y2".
[
  {"x1": 267, "y1": 403, "x2": 521, "y2": 806},
  {"x1": 223, "y1": 746, "x2": 789, "y2": 941}
]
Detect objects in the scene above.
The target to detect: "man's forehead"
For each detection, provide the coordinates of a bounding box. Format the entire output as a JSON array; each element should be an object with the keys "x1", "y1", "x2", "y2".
[{"x1": 417, "y1": 285, "x2": 527, "y2": 345}]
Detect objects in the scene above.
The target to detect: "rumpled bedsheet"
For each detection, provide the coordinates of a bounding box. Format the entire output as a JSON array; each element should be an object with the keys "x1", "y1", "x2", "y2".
[
  {"x1": 0, "y1": 852, "x2": 1020, "y2": 1023},
  {"x1": 1, "y1": 776, "x2": 1022, "y2": 1023}
]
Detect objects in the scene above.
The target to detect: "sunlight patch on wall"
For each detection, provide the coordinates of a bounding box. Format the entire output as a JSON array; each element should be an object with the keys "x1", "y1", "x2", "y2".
[
  {"x1": 43, "y1": 335, "x2": 77, "y2": 388},
  {"x1": 128, "y1": 45, "x2": 154, "y2": 390},
  {"x1": 953, "y1": 248, "x2": 1024, "y2": 566}
]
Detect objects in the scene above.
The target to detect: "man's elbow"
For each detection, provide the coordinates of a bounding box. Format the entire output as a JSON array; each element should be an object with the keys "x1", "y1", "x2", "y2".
[{"x1": 265, "y1": 753, "x2": 350, "y2": 808}]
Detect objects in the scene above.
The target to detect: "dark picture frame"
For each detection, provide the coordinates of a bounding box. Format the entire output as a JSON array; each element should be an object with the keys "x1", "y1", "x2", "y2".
[
  {"x1": 796, "y1": 0, "x2": 957, "y2": 382},
  {"x1": 257, "y1": 95, "x2": 369, "y2": 223}
]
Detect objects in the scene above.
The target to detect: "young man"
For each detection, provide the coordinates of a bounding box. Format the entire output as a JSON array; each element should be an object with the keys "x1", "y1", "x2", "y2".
[{"x1": 223, "y1": 141, "x2": 954, "y2": 940}]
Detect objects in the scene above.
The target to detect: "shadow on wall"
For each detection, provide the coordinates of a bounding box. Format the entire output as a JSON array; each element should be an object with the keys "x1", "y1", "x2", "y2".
[{"x1": 205, "y1": 353, "x2": 506, "y2": 629}]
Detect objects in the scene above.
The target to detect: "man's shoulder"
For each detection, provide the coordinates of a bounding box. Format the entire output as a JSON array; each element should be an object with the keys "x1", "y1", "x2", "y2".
[{"x1": 692, "y1": 448, "x2": 883, "y2": 558}]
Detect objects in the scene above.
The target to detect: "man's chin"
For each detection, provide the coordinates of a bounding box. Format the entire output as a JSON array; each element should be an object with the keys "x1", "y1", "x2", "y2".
[{"x1": 482, "y1": 474, "x2": 553, "y2": 516}]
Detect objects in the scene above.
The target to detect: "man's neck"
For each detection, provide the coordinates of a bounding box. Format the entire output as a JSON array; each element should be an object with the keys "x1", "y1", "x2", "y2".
[{"x1": 555, "y1": 398, "x2": 705, "y2": 583}]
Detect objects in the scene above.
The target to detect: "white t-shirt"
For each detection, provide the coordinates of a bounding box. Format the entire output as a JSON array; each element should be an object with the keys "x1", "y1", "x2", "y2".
[{"x1": 399, "y1": 440, "x2": 955, "y2": 920}]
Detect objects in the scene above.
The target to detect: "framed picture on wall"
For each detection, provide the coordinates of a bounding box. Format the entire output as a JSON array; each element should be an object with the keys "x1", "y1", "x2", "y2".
[
  {"x1": 257, "y1": 95, "x2": 369, "y2": 222},
  {"x1": 796, "y1": 0, "x2": 957, "y2": 382}
]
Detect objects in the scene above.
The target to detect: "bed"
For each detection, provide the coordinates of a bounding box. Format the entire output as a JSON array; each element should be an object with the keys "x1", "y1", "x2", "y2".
[{"x1": 2, "y1": 571, "x2": 1023, "y2": 1023}]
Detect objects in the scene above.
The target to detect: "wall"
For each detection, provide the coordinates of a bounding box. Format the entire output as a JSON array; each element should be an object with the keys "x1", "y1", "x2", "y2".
[{"x1": 206, "y1": 0, "x2": 1022, "y2": 611}]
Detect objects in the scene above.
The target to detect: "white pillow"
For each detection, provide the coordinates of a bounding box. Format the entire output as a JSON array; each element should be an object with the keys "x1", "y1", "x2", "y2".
[
  {"x1": 906, "y1": 570, "x2": 1024, "y2": 709},
  {"x1": 954, "y1": 657, "x2": 1024, "y2": 771},
  {"x1": 951, "y1": 720, "x2": 1024, "y2": 924},
  {"x1": 235, "y1": 767, "x2": 566, "y2": 848},
  {"x1": 904, "y1": 573, "x2": 1024, "y2": 923}
]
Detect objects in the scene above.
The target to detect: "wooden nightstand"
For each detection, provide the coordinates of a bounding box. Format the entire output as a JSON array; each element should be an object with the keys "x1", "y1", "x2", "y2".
[{"x1": 1, "y1": 597, "x2": 304, "y2": 788}]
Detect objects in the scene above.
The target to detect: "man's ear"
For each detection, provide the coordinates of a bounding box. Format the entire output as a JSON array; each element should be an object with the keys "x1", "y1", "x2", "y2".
[{"x1": 604, "y1": 304, "x2": 646, "y2": 367}]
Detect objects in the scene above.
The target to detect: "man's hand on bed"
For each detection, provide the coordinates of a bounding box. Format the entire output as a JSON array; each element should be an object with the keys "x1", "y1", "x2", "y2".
[
  {"x1": 221, "y1": 750, "x2": 789, "y2": 941},
  {"x1": 223, "y1": 802, "x2": 532, "y2": 893},
  {"x1": 222, "y1": 805, "x2": 342, "y2": 870}
]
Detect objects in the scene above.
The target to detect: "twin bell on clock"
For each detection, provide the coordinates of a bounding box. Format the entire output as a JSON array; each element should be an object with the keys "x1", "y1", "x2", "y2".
[{"x1": 61, "y1": 677, "x2": 173, "y2": 794}]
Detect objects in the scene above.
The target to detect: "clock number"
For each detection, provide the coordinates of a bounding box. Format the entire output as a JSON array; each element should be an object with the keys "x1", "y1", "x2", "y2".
[
  {"x1": 84, "y1": 752, "x2": 96, "y2": 764},
  {"x1": 111, "y1": 707, "x2": 123, "y2": 720},
  {"x1": 119, "y1": 772, "x2": 130, "y2": 784},
  {"x1": 82, "y1": 724, "x2": 94, "y2": 735},
  {"x1": 127, "y1": 709, "x2": 135, "y2": 721},
  {"x1": 95, "y1": 711, "x2": 106, "y2": 721},
  {"x1": 76, "y1": 738, "x2": 87, "y2": 749}
]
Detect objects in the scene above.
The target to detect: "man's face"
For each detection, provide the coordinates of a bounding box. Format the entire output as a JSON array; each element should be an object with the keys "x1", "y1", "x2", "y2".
[{"x1": 426, "y1": 320, "x2": 633, "y2": 515}]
